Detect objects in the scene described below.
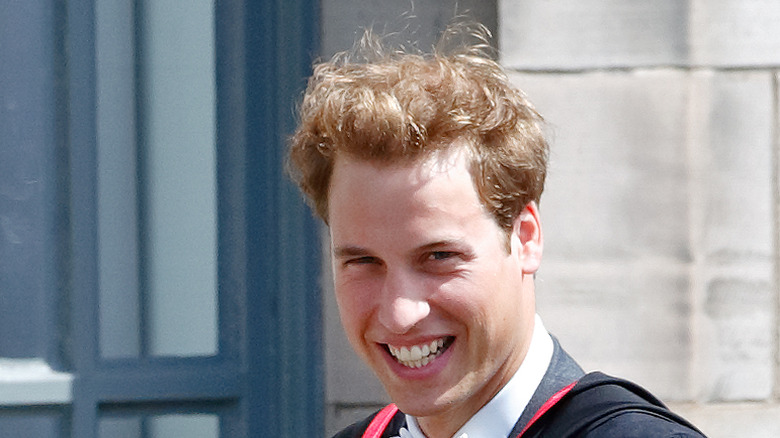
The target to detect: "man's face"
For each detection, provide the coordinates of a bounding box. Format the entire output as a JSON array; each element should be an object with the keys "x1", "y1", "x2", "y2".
[{"x1": 328, "y1": 145, "x2": 542, "y2": 433}]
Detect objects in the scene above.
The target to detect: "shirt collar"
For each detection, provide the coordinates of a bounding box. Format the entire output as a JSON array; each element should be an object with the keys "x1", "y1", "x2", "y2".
[{"x1": 402, "y1": 315, "x2": 554, "y2": 438}]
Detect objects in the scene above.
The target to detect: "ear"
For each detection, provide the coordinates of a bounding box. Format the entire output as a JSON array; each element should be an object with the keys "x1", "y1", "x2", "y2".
[{"x1": 510, "y1": 202, "x2": 543, "y2": 274}]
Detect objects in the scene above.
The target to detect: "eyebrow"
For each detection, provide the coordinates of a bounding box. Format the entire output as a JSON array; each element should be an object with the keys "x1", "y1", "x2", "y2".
[
  {"x1": 332, "y1": 245, "x2": 372, "y2": 258},
  {"x1": 333, "y1": 239, "x2": 468, "y2": 259},
  {"x1": 417, "y1": 239, "x2": 465, "y2": 251}
]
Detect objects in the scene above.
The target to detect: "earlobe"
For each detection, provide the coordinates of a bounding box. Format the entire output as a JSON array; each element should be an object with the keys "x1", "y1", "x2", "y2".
[{"x1": 512, "y1": 202, "x2": 543, "y2": 274}]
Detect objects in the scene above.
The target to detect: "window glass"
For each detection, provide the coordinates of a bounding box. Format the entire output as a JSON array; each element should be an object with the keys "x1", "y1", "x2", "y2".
[
  {"x1": 99, "y1": 414, "x2": 219, "y2": 438},
  {"x1": 96, "y1": 0, "x2": 218, "y2": 359},
  {"x1": 96, "y1": 0, "x2": 141, "y2": 359},
  {"x1": 98, "y1": 418, "x2": 141, "y2": 438},
  {"x1": 148, "y1": 414, "x2": 219, "y2": 438},
  {"x1": 140, "y1": 0, "x2": 218, "y2": 358}
]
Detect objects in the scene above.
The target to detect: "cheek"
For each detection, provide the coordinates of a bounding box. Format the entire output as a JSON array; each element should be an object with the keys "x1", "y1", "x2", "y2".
[
  {"x1": 334, "y1": 282, "x2": 374, "y2": 337},
  {"x1": 437, "y1": 270, "x2": 518, "y2": 330},
  {"x1": 434, "y1": 280, "x2": 491, "y2": 325}
]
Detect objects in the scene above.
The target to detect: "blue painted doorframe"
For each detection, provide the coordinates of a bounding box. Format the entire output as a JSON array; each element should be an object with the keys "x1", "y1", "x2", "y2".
[
  {"x1": 241, "y1": 0, "x2": 324, "y2": 434},
  {"x1": 1, "y1": 0, "x2": 322, "y2": 436}
]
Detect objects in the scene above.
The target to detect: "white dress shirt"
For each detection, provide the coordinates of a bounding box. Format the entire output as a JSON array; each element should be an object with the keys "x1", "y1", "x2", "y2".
[{"x1": 399, "y1": 315, "x2": 553, "y2": 438}]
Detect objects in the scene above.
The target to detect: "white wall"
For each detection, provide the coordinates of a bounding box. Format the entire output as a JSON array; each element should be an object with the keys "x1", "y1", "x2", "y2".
[{"x1": 500, "y1": 1, "x2": 780, "y2": 437}]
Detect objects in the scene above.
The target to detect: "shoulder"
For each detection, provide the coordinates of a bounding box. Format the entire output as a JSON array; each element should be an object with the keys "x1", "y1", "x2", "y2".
[
  {"x1": 582, "y1": 410, "x2": 706, "y2": 437},
  {"x1": 572, "y1": 372, "x2": 705, "y2": 437},
  {"x1": 330, "y1": 407, "x2": 407, "y2": 438},
  {"x1": 522, "y1": 372, "x2": 706, "y2": 437},
  {"x1": 331, "y1": 416, "x2": 369, "y2": 438}
]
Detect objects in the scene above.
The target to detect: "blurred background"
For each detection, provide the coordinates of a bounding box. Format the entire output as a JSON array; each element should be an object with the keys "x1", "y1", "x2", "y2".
[{"x1": 2, "y1": 1, "x2": 778, "y2": 437}]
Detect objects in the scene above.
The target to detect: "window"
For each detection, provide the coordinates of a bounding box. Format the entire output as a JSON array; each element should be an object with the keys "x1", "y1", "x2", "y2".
[{"x1": 1, "y1": 0, "x2": 323, "y2": 436}]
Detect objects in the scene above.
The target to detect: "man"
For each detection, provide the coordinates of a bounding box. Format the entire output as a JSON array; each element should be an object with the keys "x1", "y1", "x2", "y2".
[{"x1": 288, "y1": 25, "x2": 706, "y2": 438}]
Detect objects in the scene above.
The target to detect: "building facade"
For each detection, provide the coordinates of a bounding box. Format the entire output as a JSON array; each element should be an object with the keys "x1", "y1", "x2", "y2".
[
  {"x1": 322, "y1": 2, "x2": 780, "y2": 437},
  {"x1": 3, "y1": 1, "x2": 780, "y2": 437}
]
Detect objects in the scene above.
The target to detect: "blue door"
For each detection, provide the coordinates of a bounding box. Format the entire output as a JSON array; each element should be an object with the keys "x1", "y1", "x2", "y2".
[{"x1": 0, "y1": 0, "x2": 323, "y2": 436}]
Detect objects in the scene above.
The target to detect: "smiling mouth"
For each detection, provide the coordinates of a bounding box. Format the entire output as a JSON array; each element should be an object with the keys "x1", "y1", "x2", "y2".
[{"x1": 385, "y1": 337, "x2": 454, "y2": 368}]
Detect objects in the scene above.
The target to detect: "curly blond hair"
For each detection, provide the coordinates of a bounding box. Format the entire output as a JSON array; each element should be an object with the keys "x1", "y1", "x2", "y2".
[{"x1": 288, "y1": 24, "x2": 549, "y2": 233}]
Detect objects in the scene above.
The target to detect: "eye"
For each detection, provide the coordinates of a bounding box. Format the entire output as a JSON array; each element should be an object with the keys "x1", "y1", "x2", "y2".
[
  {"x1": 343, "y1": 256, "x2": 381, "y2": 266},
  {"x1": 428, "y1": 251, "x2": 457, "y2": 261},
  {"x1": 420, "y1": 250, "x2": 465, "y2": 274}
]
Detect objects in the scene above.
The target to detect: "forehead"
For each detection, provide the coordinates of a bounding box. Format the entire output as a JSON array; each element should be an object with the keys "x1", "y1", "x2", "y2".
[
  {"x1": 327, "y1": 146, "x2": 494, "y2": 243},
  {"x1": 329, "y1": 147, "x2": 476, "y2": 206}
]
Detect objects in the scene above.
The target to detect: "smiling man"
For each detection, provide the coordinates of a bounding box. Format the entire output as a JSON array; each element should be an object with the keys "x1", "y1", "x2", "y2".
[
  {"x1": 288, "y1": 25, "x2": 706, "y2": 438},
  {"x1": 328, "y1": 147, "x2": 540, "y2": 436}
]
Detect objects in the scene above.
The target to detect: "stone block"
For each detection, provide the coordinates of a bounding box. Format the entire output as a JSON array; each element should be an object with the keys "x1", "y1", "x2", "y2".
[
  {"x1": 321, "y1": 0, "x2": 497, "y2": 57},
  {"x1": 777, "y1": 72, "x2": 780, "y2": 403},
  {"x1": 669, "y1": 403, "x2": 780, "y2": 438},
  {"x1": 509, "y1": 70, "x2": 691, "y2": 263},
  {"x1": 517, "y1": 69, "x2": 776, "y2": 402},
  {"x1": 536, "y1": 260, "x2": 694, "y2": 400},
  {"x1": 698, "y1": 271, "x2": 774, "y2": 401},
  {"x1": 686, "y1": 71, "x2": 776, "y2": 401},
  {"x1": 499, "y1": 0, "x2": 688, "y2": 70},
  {"x1": 690, "y1": 0, "x2": 780, "y2": 67},
  {"x1": 325, "y1": 404, "x2": 386, "y2": 436},
  {"x1": 687, "y1": 71, "x2": 774, "y2": 264}
]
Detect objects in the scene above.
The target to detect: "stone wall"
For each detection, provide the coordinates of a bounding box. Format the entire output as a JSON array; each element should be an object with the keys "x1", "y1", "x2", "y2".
[
  {"x1": 501, "y1": 1, "x2": 780, "y2": 437},
  {"x1": 321, "y1": 2, "x2": 780, "y2": 436}
]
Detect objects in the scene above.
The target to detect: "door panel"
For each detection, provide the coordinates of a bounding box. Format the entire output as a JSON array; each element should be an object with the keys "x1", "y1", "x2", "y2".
[{"x1": 0, "y1": 0, "x2": 322, "y2": 436}]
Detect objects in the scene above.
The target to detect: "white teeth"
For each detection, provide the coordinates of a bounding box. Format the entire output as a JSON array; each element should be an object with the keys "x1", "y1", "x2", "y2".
[
  {"x1": 410, "y1": 346, "x2": 422, "y2": 361},
  {"x1": 387, "y1": 338, "x2": 448, "y2": 369}
]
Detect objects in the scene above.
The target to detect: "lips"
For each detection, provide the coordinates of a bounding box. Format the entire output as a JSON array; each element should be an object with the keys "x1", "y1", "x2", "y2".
[{"x1": 386, "y1": 337, "x2": 453, "y2": 368}]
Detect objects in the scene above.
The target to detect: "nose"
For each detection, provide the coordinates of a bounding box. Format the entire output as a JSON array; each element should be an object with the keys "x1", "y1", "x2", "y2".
[{"x1": 376, "y1": 269, "x2": 430, "y2": 334}]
